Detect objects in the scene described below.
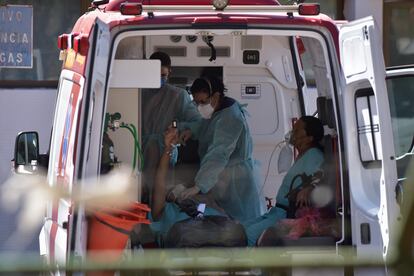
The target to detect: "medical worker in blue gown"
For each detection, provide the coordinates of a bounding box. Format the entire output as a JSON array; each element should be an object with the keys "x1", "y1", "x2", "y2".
[
  {"x1": 150, "y1": 128, "x2": 224, "y2": 238},
  {"x1": 141, "y1": 52, "x2": 201, "y2": 203},
  {"x1": 179, "y1": 77, "x2": 263, "y2": 224},
  {"x1": 243, "y1": 116, "x2": 325, "y2": 246}
]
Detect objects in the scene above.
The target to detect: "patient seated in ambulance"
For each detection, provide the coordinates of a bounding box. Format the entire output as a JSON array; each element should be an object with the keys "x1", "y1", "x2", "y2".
[
  {"x1": 243, "y1": 116, "x2": 334, "y2": 246},
  {"x1": 147, "y1": 127, "x2": 247, "y2": 247}
]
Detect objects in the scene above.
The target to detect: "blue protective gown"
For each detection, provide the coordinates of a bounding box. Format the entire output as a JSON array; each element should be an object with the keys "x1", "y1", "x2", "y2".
[
  {"x1": 141, "y1": 84, "x2": 201, "y2": 201},
  {"x1": 149, "y1": 203, "x2": 224, "y2": 239},
  {"x1": 243, "y1": 147, "x2": 324, "y2": 246},
  {"x1": 189, "y1": 97, "x2": 263, "y2": 224},
  {"x1": 142, "y1": 83, "x2": 201, "y2": 154}
]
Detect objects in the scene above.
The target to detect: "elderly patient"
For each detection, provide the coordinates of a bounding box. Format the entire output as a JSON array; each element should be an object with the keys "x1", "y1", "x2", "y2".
[
  {"x1": 148, "y1": 128, "x2": 225, "y2": 240},
  {"x1": 243, "y1": 116, "x2": 325, "y2": 246}
]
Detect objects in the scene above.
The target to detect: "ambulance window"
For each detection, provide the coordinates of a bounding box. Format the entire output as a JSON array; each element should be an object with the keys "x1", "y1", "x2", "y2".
[
  {"x1": 386, "y1": 75, "x2": 414, "y2": 176},
  {"x1": 115, "y1": 36, "x2": 144, "y2": 59},
  {"x1": 355, "y1": 88, "x2": 382, "y2": 163},
  {"x1": 297, "y1": 37, "x2": 330, "y2": 115},
  {"x1": 383, "y1": 2, "x2": 414, "y2": 66}
]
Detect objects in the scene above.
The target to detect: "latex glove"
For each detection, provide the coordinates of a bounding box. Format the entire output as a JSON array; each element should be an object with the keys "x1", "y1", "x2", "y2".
[
  {"x1": 179, "y1": 129, "x2": 192, "y2": 146},
  {"x1": 180, "y1": 186, "x2": 201, "y2": 200}
]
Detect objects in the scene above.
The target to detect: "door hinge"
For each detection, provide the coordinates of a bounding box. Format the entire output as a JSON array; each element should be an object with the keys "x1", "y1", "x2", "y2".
[{"x1": 363, "y1": 26, "x2": 369, "y2": 40}]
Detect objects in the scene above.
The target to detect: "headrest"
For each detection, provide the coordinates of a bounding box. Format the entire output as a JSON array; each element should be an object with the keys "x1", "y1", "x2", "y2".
[
  {"x1": 325, "y1": 99, "x2": 336, "y2": 129},
  {"x1": 316, "y1": 97, "x2": 336, "y2": 130},
  {"x1": 317, "y1": 97, "x2": 328, "y2": 125}
]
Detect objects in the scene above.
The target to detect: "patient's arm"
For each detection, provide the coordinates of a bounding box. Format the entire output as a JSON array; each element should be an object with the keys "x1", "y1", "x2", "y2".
[
  {"x1": 151, "y1": 128, "x2": 178, "y2": 220},
  {"x1": 295, "y1": 186, "x2": 314, "y2": 208}
]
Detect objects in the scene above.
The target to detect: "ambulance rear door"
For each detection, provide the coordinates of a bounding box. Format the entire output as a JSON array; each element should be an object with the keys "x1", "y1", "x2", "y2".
[
  {"x1": 339, "y1": 16, "x2": 399, "y2": 267},
  {"x1": 68, "y1": 18, "x2": 111, "y2": 260}
]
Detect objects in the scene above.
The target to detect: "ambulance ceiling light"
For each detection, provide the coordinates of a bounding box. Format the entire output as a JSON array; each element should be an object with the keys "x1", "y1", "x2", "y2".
[
  {"x1": 120, "y1": 2, "x2": 143, "y2": 15},
  {"x1": 213, "y1": 0, "x2": 229, "y2": 11},
  {"x1": 170, "y1": 36, "x2": 182, "y2": 43},
  {"x1": 298, "y1": 3, "x2": 320, "y2": 16},
  {"x1": 186, "y1": 36, "x2": 198, "y2": 43}
]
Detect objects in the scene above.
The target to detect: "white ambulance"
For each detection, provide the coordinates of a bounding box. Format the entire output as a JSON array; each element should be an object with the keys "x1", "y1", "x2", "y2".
[{"x1": 12, "y1": 0, "x2": 414, "y2": 274}]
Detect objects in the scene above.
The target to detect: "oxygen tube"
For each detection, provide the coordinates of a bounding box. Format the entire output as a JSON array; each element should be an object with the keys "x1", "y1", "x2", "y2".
[
  {"x1": 105, "y1": 112, "x2": 144, "y2": 173},
  {"x1": 120, "y1": 122, "x2": 144, "y2": 172}
]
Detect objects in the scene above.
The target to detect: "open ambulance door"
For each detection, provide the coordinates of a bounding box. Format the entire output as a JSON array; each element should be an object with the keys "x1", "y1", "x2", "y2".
[
  {"x1": 339, "y1": 16, "x2": 400, "y2": 267},
  {"x1": 385, "y1": 66, "x2": 414, "y2": 210},
  {"x1": 41, "y1": 70, "x2": 85, "y2": 265},
  {"x1": 68, "y1": 18, "x2": 111, "y2": 261},
  {"x1": 68, "y1": 24, "x2": 161, "y2": 261}
]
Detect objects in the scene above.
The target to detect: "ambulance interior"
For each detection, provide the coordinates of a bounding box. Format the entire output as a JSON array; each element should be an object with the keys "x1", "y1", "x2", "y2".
[{"x1": 102, "y1": 30, "x2": 343, "y2": 248}]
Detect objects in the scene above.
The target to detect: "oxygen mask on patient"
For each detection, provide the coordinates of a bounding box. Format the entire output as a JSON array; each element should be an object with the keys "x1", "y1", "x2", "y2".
[{"x1": 284, "y1": 130, "x2": 294, "y2": 145}]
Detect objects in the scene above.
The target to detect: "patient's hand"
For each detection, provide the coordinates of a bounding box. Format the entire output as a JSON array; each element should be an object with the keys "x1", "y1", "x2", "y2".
[
  {"x1": 164, "y1": 128, "x2": 178, "y2": 149},
  {"x1": 296, "y1": 186, "x2": 314, "y2": 208}
]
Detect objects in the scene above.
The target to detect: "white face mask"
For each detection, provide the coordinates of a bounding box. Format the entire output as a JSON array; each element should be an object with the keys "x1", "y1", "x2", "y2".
[{"x1": 197, "y1": 103, "x2": 215, "y2": 119}]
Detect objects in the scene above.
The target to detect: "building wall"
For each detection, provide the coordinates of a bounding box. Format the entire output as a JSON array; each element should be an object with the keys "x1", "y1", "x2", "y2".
[
  {"x1": 0, "y1": 88, "x2": 56, "y2": 251},
  {"x1": 344, "y1": 0, "x2": 383, "y2": 43}
]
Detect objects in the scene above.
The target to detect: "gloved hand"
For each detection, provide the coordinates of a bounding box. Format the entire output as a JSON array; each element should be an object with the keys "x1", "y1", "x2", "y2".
[
  {"x1": 177, "y1": 198, "x2": 200, "y2": 218},
  {"x1": 179, "y1": 129, "x2": 192, "y2": 146},
  {"x1": 181, "y1": 186, "x2": 201, "y2": 200}
]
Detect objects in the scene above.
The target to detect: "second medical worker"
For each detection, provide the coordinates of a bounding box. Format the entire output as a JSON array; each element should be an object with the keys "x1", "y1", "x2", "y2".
[
  {"x1": 180, "y1": 77, "x2": 263, "y2": 223},
  {"x1": 141, "y1": 52, "x2": 201, "y2": 203}
]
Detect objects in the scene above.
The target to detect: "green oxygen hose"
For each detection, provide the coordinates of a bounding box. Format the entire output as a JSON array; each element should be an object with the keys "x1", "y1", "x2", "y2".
[
  {"x1": 131, "y1": 124, "x2": 138, "y2": 172},
  {"x1": 130, "y1": 123, "x2": 144, "y2": 171},
  {"x1": 120, "y1": 123, "x2": 144, "y2": 172}
]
